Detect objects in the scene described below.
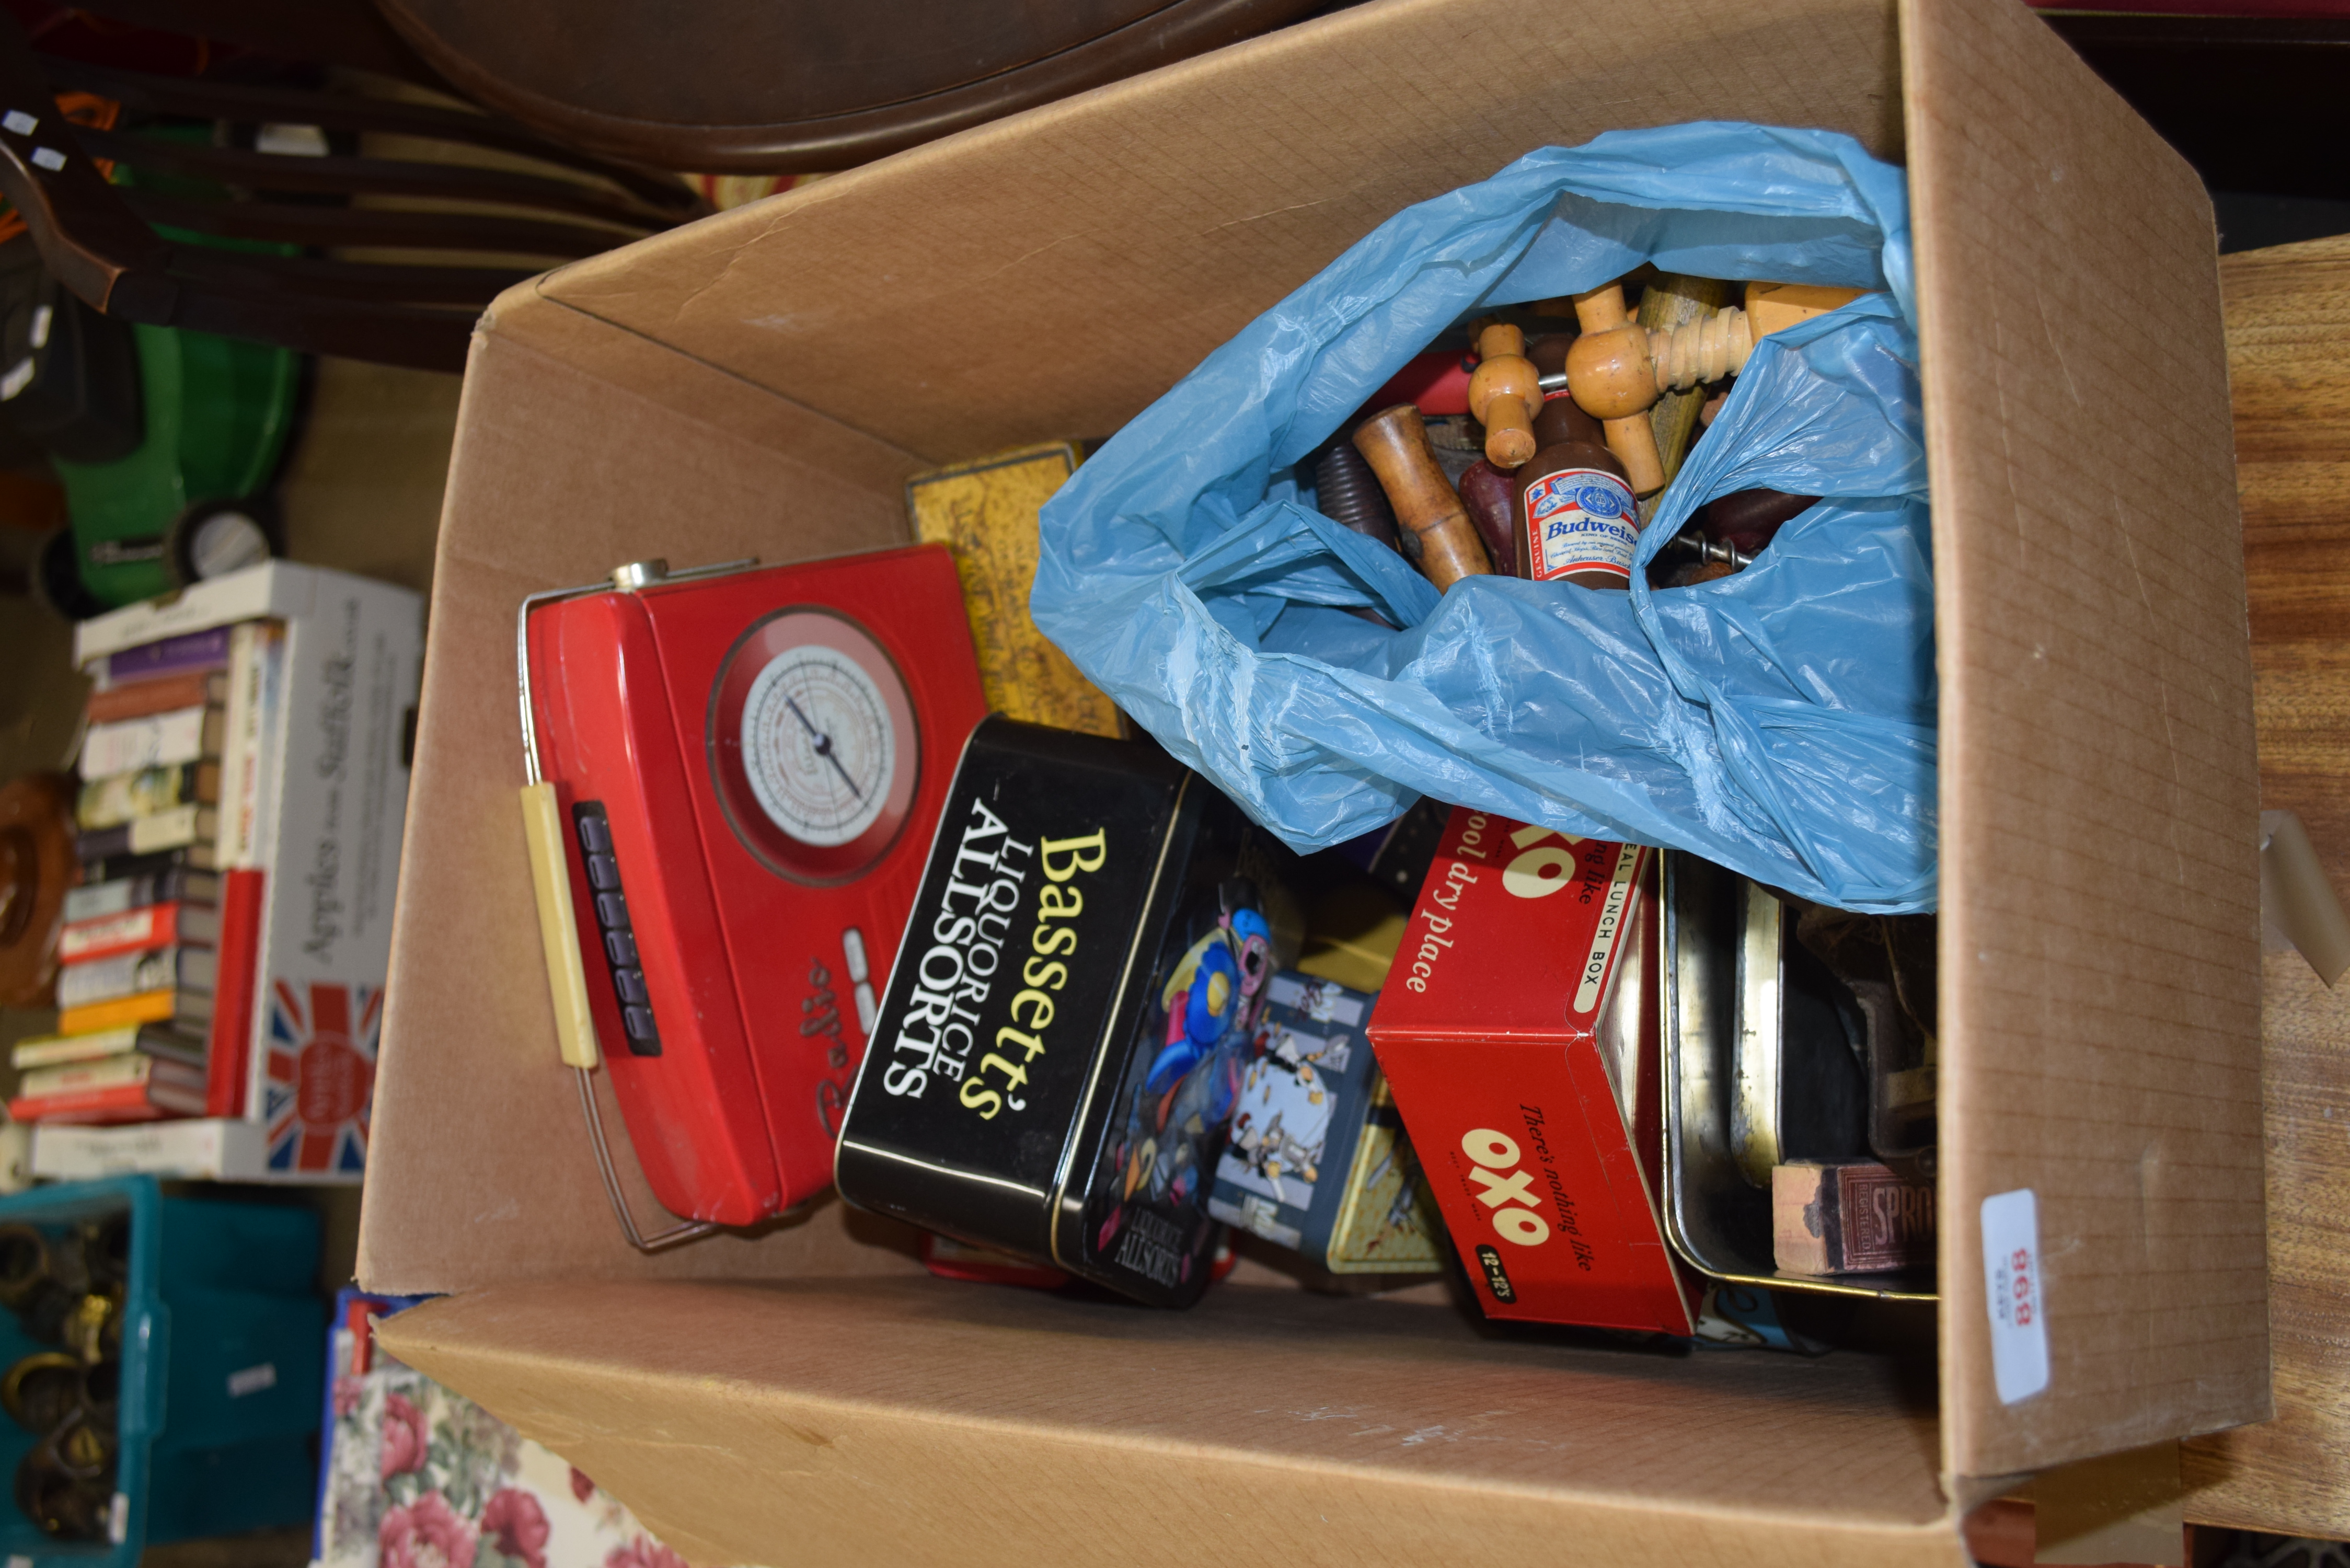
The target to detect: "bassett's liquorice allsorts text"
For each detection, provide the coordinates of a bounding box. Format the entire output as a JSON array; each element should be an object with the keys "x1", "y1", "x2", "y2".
[{"x1": 879, "y1": 792, "x2": 1112, "y2": 1123}]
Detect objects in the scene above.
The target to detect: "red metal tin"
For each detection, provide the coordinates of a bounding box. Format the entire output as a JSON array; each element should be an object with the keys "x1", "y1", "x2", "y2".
[
  {"x1": 525, "y1": 547, "x2": 987, "y2": 1225},
  {"x1": 1368, "y1": 806, "x2": 1696, "y2": 1333}
]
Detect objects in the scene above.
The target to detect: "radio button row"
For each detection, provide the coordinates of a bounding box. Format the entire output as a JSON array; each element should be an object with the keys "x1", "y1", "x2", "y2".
[{"x1": 574, "y1": 801, "x2": 660, "y2": 1057}]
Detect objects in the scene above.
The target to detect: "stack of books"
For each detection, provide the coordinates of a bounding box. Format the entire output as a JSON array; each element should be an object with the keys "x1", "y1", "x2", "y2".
[
  {"x1": 14, "y1": 623, "x2": 281, "y2": 1126},
  {"x1": 22, "y1": 562, "x2": 422, "y2": 1181}
]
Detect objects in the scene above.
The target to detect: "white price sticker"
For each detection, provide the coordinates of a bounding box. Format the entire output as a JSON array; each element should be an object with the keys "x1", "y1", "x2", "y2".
[
  {"x1": 227, "y1": 1362, "x2": 278, "y2": 1398},
  {"x1": 1981, "y1": 1187, "x2": 2049, "y2": 1404}
]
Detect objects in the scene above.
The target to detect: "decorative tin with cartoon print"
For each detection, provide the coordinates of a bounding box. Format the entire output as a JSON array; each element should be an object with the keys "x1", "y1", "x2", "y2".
[
  {"x1": 834, "y1": 716, "x2": 1300, "y2": 1308},
  {"x1": 1207, "y1": 973, "x2": 1444, "y2": 1275}
]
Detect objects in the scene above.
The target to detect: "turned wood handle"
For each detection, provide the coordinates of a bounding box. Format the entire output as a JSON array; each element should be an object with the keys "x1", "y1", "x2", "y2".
[
  {"x1": 1649, "y1": 305, "x2": 1756, "y2": 394},
  {"x1": 1571, "y1": 284, "x2": 1631, "y2": 333},
  {"x1": 1467, "y1": 323, "x2": 1541, "y2": 468},
  {"x1": 1352, "y1": 405, "x2": 1493, "y2": 591},
  {"x1": 1564, "y1": 279, "x2": 1728, "y2": 491},
  {"x1": 1639, "y1": 272, "x2": 1732, "y2": 493},
  {"x1": 1597, "y1": 416, "x2": 1662, "y2": 497},
  {"x1": 1568, "y1": 285, "x2": 1758, "y2": 417},
  {"x1": 1568, "y1": 290, "x2": 1660, "y2": 469},
  {"x1": 1566, "y1": 325, "x2": 1658, "y2": 421}
]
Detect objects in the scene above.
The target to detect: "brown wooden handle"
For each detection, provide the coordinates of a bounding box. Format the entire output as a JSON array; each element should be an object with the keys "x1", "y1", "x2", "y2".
[
  {"x1": 1648, "y1": 305, "x2": 1755, "y2": 393},
  {"x1": 1566, "y1": 324, "x2": 1657, "y2": 421},
  {"x1": 1472, "y1": 389, "x2": 1538, "y2": 468},
  {"x1": 1571, "y1": 283, "x2": 1630, "y2": 333},
  {"x1": 1638, "y1": 272, "x2": 1732, "y2": 493},
  {"x1": 1744, "y1": 281, "x2": 1868, "y2": 340},
  {"x1": 1352, "y1": 404, "x2": 1493, "y2": 591},
  {"x1": 1473, "y1": 322, "x2": 1525, "y2": 362},
  {"x1": 1467, "y1": 322, "x2": 1540, "y2": 467},
  {"x1": 1602, "y1": 414, "x2": 1666, "y2": 497}
]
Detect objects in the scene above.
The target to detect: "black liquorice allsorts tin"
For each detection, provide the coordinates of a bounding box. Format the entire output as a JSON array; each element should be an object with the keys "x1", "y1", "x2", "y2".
[{"x1": 834, "y1": 715, "x2": 1299, "y2": 1307}]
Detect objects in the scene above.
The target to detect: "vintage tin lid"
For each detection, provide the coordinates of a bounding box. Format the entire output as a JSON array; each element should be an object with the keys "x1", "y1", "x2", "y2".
[
  {"x1": 835, "y1": 718, "x2": 1193, "y2": 1274},
  {"x1": 836, "y1": 715, "x2": 1301, "y2": 1307}
]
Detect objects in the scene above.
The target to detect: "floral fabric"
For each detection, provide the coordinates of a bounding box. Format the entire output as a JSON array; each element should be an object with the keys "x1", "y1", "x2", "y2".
[{"x1": 317, "y1": 1312, "x2": 695, "y2": 1568}]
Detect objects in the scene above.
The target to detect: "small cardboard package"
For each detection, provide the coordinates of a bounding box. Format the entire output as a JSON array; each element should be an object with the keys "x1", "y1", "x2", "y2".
[{"x1": 359, "y1": 0, "x2": 2268, "y2": 1561}]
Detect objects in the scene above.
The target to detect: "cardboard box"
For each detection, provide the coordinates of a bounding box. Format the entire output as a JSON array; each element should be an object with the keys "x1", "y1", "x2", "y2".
[{"x1": 360, "y1": 0, "x2": 2268, "y2": 1560}]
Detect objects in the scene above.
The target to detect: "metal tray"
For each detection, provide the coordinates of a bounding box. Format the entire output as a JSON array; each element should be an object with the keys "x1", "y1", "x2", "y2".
[{"x1": 1658, "y1": 851, "x2": 1937, "y2": 1302}]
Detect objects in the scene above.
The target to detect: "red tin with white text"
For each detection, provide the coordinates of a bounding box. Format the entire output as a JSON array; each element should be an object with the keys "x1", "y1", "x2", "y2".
[{"x1": 1367, "y1": 806, "x2": 1694, "y2": 1333}]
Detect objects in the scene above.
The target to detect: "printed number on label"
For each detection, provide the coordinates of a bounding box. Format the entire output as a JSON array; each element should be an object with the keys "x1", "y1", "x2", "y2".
[{"x1": 1462, "y1": 1128, "x2": 1546, "y2": 1246}]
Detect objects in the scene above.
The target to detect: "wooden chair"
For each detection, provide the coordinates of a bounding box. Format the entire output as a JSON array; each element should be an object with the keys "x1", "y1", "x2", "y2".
[
  {"x1": 0, "y1": 11, "x2": 709, "y2": 372},
  {"x1": 369, "y1": 0, "x2": 1334, "y2": 174}
]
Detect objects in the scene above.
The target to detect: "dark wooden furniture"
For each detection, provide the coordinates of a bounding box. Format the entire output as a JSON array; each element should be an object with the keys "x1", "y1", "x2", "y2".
[
  {"x1": 2042, "y1": 13, "x2": 2350, "y2": 203},
  {"x1": 0, "y1": 13, "x2": 707, "y2": 372},
  {"x1": 369, "y1": 0, "x2": 1332, "y2": 174}
]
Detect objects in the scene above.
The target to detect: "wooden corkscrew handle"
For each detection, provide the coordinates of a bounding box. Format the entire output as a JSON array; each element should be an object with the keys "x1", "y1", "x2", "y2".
[
  {"x1": 1467, "y1": 323, "x2": 1542, "y2": 469},
  {"x1": 1351, "y1": 405, "x2": 1493, "y2": 591},
  {"x1": 1565, "y1": 285, "x2": 1666, "y2": 495},
  {"x1": 1647, "y1": 305, "x2": 1756, "y2": 394}
]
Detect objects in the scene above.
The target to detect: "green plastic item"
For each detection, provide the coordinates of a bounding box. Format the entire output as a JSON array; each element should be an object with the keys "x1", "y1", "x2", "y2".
[
  {"x1": 52, "y1": 324, "x2": 298, "y2": 608},
  {"x1": 38, "y1": 121, "x2": 305, "y2": 613}
]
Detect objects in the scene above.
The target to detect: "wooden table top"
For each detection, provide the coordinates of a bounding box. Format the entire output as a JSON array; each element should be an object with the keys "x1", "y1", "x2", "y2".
[{"x1": 2179, "y1": 232, "x2": 2350, "y2": 1539}]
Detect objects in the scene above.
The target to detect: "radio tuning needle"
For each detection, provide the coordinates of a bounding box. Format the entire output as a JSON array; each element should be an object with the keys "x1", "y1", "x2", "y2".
[
  {"x1": 823, "y1": 747, "x2": 861, "y2": 800},
  {"x1": 784, "y1": 693, "x2": 863, "y2": 799}
]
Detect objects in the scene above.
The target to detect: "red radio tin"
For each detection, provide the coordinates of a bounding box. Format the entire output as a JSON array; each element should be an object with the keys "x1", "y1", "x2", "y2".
[
  {"x1": 517, "y1": 549, "x2": 987, "y2": 1238},
  {"x1": 1367, "y1": 806, "x2": 1695, "y2": 1334}
]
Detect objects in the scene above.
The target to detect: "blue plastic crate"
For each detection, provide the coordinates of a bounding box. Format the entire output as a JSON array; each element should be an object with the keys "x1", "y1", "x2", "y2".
[{"x1": 0, "y1": 1177, "x2": 323, "y2": 1566}]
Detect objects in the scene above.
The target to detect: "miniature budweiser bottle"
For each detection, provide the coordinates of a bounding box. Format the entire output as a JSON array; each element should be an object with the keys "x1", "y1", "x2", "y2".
[{"x1": 1510, "y1": 401, "x2": 1640, "y2": 587}]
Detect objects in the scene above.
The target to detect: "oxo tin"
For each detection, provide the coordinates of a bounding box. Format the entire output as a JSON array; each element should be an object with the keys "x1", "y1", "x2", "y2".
[{"x1": 1368, "y1": 805, "x2": 1694, "y2": 1333}]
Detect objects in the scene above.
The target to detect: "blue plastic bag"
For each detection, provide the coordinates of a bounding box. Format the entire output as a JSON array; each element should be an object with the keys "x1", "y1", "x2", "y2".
[{"x1": 1032, "y1": 123, "x2": 1934, "y2": 913}]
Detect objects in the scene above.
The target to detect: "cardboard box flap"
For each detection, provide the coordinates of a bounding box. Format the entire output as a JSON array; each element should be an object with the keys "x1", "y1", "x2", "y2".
[
  {"x1": 1902, "y1": 0, "x2": 2268, "y2": 1478},
  {"x1": 382, "y1": 1276, "x2": 1969, "y2": 1568},
  {"x1": 473, "y1": 286, "x2": 928, "y2": 480},
  {"x1": 530, "y1": 0, "x2": 1905, "y2": 467}
]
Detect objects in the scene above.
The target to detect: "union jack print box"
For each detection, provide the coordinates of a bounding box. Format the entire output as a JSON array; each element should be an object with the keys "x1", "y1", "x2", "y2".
[{"x1": 263, "y1": 980, "x2": 380, "y2": 1173}]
